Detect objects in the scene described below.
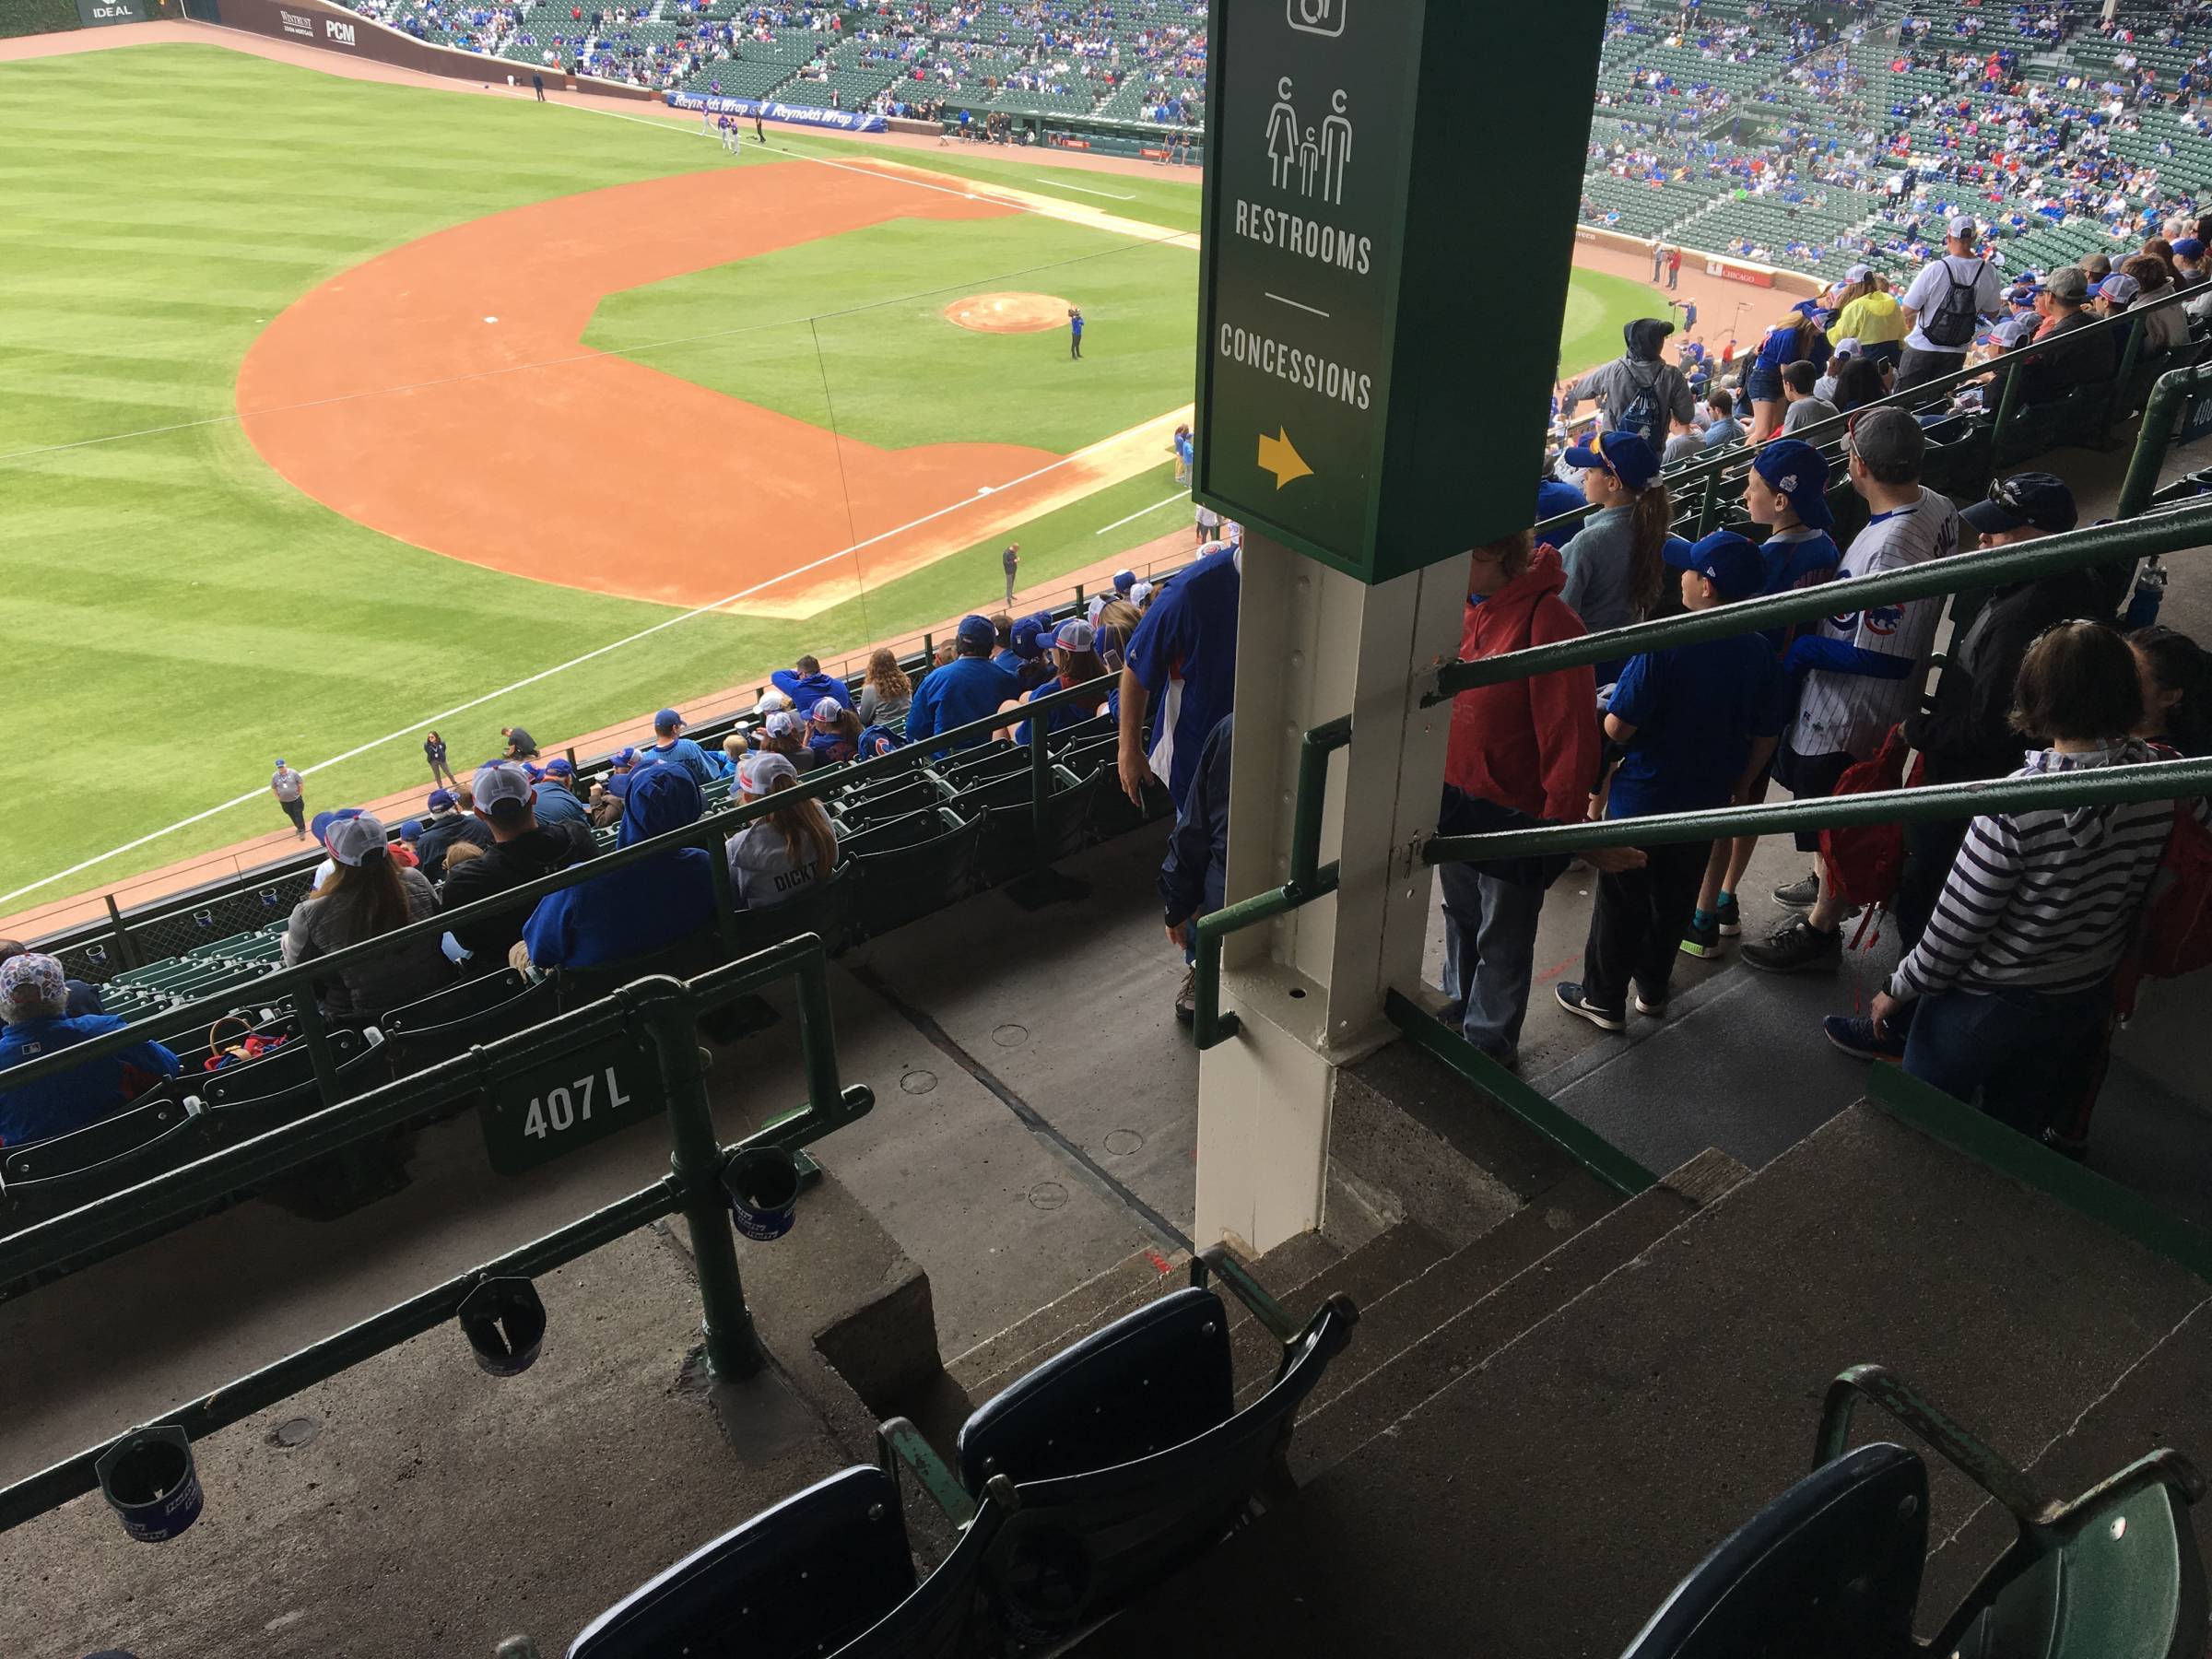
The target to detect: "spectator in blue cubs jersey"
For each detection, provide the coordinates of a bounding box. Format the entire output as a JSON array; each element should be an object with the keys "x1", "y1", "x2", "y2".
[
  {"x1": 908, "y1": 616, "x2": 1019, "y2": 752},
  {"x1": 1118, "y1": 540, "x2": 1240, "y2": 809},
  {"x1": 633, "y1": 709, "x2": 715, "y2": 786}
]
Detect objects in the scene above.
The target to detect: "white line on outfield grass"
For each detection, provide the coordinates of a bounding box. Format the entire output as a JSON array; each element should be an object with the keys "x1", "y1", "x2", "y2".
[
  {"x1": 1093, "y1": 491, "x2": 1189, "y2": 536},
  {"x1": 1034, "y1": 178, "x2": 1138, "y2": 201},
  {"x1": 0, "y1": 421, "x2": 1182, "y2": 908}
]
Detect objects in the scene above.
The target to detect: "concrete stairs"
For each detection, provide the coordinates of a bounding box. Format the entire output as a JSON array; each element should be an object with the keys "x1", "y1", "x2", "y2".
[{"x1": 1065, "y1": 1102, "x2": 2212, "y2": 1658}]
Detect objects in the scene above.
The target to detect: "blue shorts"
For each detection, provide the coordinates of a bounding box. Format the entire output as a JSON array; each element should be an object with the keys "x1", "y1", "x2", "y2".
[{"x1": 1745, "y1": 365, "x2": 1784, "y2": 405}]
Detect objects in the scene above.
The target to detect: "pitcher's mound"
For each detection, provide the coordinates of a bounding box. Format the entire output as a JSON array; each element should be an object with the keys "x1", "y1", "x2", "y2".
[{"x1": 943, "y1": 292, "x2": 1072, "y2": 334}]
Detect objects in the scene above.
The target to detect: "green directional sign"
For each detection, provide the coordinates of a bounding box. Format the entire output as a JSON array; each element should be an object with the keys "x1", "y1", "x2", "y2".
[
  {"x1": 478, "y1": 1030, "x2": 663, "y2": 1176},
  {"x1": 1195, "y1": 0, "x2": 1607, "y2": 584}
]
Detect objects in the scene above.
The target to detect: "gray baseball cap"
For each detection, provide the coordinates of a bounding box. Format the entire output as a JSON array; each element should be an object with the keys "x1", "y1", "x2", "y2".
[
  {"x1": 2045, "y1": 266, "x2": 2088, "y2": 302},
  {"x1": 1847, "y1": 406, "x2": 1925, "y2": 476}
]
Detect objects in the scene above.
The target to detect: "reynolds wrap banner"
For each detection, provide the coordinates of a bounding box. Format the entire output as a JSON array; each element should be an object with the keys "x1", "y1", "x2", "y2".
[{"x1": 665, "y1": 91, "x2": 887, "y2": 133}]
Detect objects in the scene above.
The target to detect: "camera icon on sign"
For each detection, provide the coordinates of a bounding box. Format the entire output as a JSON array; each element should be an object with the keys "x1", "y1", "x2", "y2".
[{"x1": 1288, "y1": 0, "x2": 1346, "y2": 38}]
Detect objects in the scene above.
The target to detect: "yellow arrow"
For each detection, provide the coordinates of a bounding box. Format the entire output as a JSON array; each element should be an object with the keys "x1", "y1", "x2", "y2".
[{"x1": 1256, "y1": 428, "x2": 1313, "y2": 489}]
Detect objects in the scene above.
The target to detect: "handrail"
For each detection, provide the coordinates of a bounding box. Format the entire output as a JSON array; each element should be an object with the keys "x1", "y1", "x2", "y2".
[
  {"x1": 0, "y1": 937, "x2": 876, "y2": 1535},
  {"x1": 2117, "y1": 359, "x2": 2212, "y2": 520},
  {"x1": 1427, "y1": 500, "x2": 2212, "y2": 703},
  {"x1": 1539, "y1": 274, "x2": 2189, "y2": 546},
  {"x1": 1424, "y1": 757, "x2": 2212, "y2": 866},
  {"x1": 0, "y1": 672, "x2": 1120, "y2": 1100}
]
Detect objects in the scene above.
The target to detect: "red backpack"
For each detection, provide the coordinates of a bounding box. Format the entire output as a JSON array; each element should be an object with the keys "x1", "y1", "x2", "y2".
[
  {"x1": 1818, "y1": 724, "x2": 1916, "y2": 911},
  {"x1": 2116, "y1": 791, "x2": 2212, "y2": 1018}
]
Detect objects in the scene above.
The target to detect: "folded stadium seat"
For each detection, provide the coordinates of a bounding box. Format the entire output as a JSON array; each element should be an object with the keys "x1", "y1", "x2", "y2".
[
  {"x1": 958, "y1": 763, "x2": 1106, "y2": 889},
  {"x1": 564, "y1": 1463, "x2": 1014, "y2": 1659},
  {"x1": 935, "y1": 740, "x2": 1029, "y2": 789},
  {"x1": 834, "y1": 773, "x2": 950, "y2": 832},
  {"x1": 1047, "y1": 714, "x2": 1117, "y2": 755},
  {"x1": 1917, "y1": 422, "x2": 1994, "y2": 500},
  {"x1": 379, "y1": 969, "x2": 559, "y2": 1084},
  {"x1": 1621, "y1": 1366, "x2": 2207, "y2": 1659},
  {"x1": 2055, "y1": 381, "x2": 2120, "y2": 451},
  {"x1": 0, "y1": 1091, "x2": 218, "y2": 1274},
  {"x1": 841, "y1": 807, "x2": 984, "y2": 942},
  {"x1": 1993, "y1": 398, "x2": 2065, "y2": 468},
  {"x1": 198, "y1": 1023, "x2": 378, "y2": 1112},
  {"x1": 946, "y1": 1279, "x2": 1357, "y2": 1641}
]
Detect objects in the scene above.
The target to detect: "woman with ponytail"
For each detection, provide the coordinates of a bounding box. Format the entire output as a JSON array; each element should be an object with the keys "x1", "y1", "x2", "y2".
[
  {"x1": 1557, "y1": 429, "x2": 1679, "y2": 682},
  {"x1": 1745, "y1": 298, "x2": 1834, "y2": 441},
  {"x1": 280, "y1": 812, "x2": 448, "y2": 1023},
  {"x1": 724, "y1": 751, "x2": 841, "y2": 910}
]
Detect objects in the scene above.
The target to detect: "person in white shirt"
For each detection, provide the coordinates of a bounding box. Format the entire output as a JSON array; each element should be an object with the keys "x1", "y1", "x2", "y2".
[
  {"x1": 1742, "y1": 407, "x2": 1961, "y2": 975},
  {"x1": 269, "y1": 759, "x2": 308, "y2": 840},
  {"x1": 1896, "y1": 213, "x2": 2006, "y2": 391}
]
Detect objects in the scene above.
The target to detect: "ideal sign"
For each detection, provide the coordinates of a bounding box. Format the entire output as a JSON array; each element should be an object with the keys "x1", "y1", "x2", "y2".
[
  {"x1": 75, "y1": 0, "x2": 148, "y2": 23},
  {"x1": 1194, "y1": 0, "x2": 1608, "y2": 584}
]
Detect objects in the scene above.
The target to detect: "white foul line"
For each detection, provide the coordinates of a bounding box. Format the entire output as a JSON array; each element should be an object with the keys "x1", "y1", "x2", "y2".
[
  {"x1": 1265, "y1": 291, "x2": 1330, "y2": 319},
  {"x1": 0, "y1": 423, "x2": 1163, "y2": 908},
  {"x1": 1094, "y1": 491, "x2": 1190, "y2": 536},
  {"x1": 1034, "y1": 177, "x2": 1139, "y2": 201}
]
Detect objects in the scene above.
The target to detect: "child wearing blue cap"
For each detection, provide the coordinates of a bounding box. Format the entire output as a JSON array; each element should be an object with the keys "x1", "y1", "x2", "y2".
[
  {"x1": 1681, "y1": 441, "x2": 1842, "y2": 957},
  {"x1": 1556, "y1": 430, "x2": 1683, "y2": 678},
  {"x1": 1557, "y1": 533, "x2": 1784, "y2": 1033}
]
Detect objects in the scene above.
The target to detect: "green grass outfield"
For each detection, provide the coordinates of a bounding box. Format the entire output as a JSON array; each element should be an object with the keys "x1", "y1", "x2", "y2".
[
  {"x1": 586, "y1": 215, "x2": 1197, "y2": 452},
  {"x1": 0, "y1": 41, "x2": 1643, "y2": 912}
]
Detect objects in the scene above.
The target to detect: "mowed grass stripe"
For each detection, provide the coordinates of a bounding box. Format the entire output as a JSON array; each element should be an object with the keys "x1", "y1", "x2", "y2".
[{"x1": 0, "y1": 43, "x2": 1201, "y2": 900}]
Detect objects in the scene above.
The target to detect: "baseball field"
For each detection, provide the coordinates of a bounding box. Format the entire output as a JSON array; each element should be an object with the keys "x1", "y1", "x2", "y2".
[{"x1": 0, "y1": 38, "x2": 1656, "y2": 911}]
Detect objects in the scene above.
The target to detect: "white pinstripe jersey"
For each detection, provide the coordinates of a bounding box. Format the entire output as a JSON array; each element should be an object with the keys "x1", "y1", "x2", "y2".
[{"x1": 1790, "y1": 487, "x2": 1961, "y2": 760}]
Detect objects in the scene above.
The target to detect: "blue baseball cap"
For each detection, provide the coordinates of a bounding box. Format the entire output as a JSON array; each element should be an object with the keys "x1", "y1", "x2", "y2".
[
  {"x1": 653, "y1": 707, "x2": 684, "y2": 731},
  {"x1": 426, "y1": 789, "x2": 455, "y2": 811},
  {"x1": 543, "y1": 757, "x2": 575, "y2": 778},
  {"x1": 310, "y1": 809, "x2": 336, "y2": 844},
  {"x1": 1747, "y1": 438, "x2": 1834, "y2": 529},
  {"x1": 1112, "y1": 570, "x2": 1136, "y2": 592},
  {"x1": 397, "y1": 818, "x2": 424, "y2": 841},
  {"x1": 1562, "y1": 429, "x2": 1661, "y2": 492},
  {"x1": 1678, "y1": 531, "x2": 1767, "y2": 601},
  {"x1": 957, "y1": 614, "x2": 995, "y2": 651},
  {"x1": 1962, "y1": 471, "x2": 2077, "y2": 535},
  {"x1": 1010, "y1": 614, "x2": 1049, "y2": 658}
]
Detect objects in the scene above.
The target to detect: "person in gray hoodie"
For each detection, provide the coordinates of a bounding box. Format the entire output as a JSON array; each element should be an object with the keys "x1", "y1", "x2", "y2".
[{"x1": 1557, "y1": 318, "x2": 1697, "y2": 450}]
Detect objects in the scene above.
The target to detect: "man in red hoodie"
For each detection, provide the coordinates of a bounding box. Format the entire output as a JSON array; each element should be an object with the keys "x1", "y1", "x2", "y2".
[{"x1": 1438, "y1": 531, "x2": 1643, "y2": 1070}]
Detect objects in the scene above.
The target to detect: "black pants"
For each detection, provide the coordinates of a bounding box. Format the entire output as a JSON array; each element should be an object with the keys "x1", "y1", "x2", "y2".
[
  {"x1": 1894, "y1": 345, "x2": 1965, "y2": 392},
  {"x1": 535, "y1": 85, "x2": 546, "y2": 100},
  {"x1": 280, "y1": 796, "x2": 305, "y2": 832},
  {"x1": 1894, "y1": 814, "x2": 1967, "y2": 956},
  {"x1": 1071, "y1": 336, "x2": 1082, "y2": 359},
  {"x1": 1583, "y1": 838, "x2": 1713, "y2": 1011}
]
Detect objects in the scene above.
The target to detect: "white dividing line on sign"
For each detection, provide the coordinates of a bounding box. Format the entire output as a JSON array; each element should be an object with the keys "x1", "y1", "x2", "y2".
[
  {"x1": 1, "y1": 426, "x2": 1165, "y2": 908},
  {"x1": 1093, "y1": 491, "x2": 1190, "y2": 536},
  {"x1": 1036, "y1": 178, "x2": 1139, "y2": 201},
  {"x1": 1265, "y1": 291, "x2": 1331, "y2": 319}
]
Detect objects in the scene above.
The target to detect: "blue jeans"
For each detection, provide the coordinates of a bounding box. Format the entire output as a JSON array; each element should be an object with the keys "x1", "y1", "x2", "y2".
[
  {"x1": 1902, "y1": 979, "x2": 2116, "y2": 1139},
  {"x1": 1439, "y1": 863, "x2": 1546, "y2": 1061}
]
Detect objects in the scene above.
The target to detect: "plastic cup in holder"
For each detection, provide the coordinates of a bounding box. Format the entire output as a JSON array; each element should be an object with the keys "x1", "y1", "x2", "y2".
[{"x1": 459, "y1": 1277, "x2": 547, "y2": 1377}]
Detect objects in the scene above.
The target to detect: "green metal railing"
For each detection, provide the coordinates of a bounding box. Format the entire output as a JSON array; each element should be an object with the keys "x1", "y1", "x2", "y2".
[
  {"x1": 2117, "y1": 359, "x2": 2212, "y2": 521},
  {"x1": 0, "y1": 672, "x2": 1122, "y2": 1133},
  {"x1": 0, "y1": 936, "x2": 873, "y2": 1535}
]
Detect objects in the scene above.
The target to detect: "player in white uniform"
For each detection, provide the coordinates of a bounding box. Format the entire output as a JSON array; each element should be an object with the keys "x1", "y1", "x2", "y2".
[{"x1": 1743, "y1": 406, "x2": 1962, "y2": 974}]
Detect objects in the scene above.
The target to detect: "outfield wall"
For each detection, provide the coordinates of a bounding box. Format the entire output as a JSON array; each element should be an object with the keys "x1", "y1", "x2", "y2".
[
  {"x1": 182, "y1": 0, "x2": 657, "y2": 99},
  {"x1": 1574, "y1": 223, "x2": 1825, "y2": 301}
]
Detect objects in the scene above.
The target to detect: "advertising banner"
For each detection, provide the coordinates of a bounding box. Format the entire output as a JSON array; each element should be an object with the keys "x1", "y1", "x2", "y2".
[
  {"x1": 76, "y1": 0, "x2": 150, "y2": 26},
  {"x1": 665, "y1": 90, "x2": 887, "y2": 133}
]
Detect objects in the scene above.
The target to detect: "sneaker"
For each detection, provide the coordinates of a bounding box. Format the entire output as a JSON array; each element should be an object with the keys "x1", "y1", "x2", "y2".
[
  {"x1": 1741, "y1": 917, "x2": 1843, "y2": 974},
  {"x1": 1772, "y1": 872, "x2": 1821, "y2": 908},
  {"x1": 1554, "y1": 982, "x2": 1626, "y2": 1032},
  {"x1": 1715, "y1": 893, "x2": 1742, "y2": 936},
  {"x1": 1821, "y1": 1015, "x2": 1905, "y2": 1062},
  {"x1": 1174, "y1": 967, "x2": 1196, "y2": 1026},
  {"x1": 1633, "y1": 991, "x2": 1668, "y2": 1018},
  {"x1": 1678, "y1": 914, "x2": 1724, "y2": 959}
]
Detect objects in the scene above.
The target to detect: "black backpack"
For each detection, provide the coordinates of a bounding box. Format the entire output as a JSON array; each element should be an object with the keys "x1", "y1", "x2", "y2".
[
  {"x1": 1614, "y1": 363, "x2": 1666, "y2": 444},
  {"x1": 1923, "y1": 257, "x2": 1986, "y2": 349}
]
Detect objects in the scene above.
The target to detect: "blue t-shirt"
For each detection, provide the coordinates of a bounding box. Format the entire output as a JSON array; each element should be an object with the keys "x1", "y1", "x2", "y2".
[
  {"x1": 1755, "y1": 525, "x2": 1843, "y2": 651},
  {"x1": 1605, "y1": 632, "x2": 1783, "y2": 818},
  {"x1": 1124, "y1": 545, "x2": 1240, "y2": 806},
  {"x1": 531, "y1": 782, "x2": 594, "y2": 830},
  {"x1": 906, "y1": 654, "x2": 1019, "y2": 750},
  {"x1": 1070, "y1": 312, "x2": 1085, "y2": 336},
  {"x1": 1014, "y1": 674, "x2": 1110, "y2": 747},
  {"x1": 0, "y1": 1015, "x2": 182, "y2": 1147}
]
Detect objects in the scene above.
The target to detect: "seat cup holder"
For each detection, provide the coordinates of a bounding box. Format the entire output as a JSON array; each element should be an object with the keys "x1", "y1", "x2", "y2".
[
  {"x1": 724, "y1": 1146, "x2": 801, "y2": 1241},
  {"x1": 96, "y1": 1425, "x2": 204, "y2": 1543}
]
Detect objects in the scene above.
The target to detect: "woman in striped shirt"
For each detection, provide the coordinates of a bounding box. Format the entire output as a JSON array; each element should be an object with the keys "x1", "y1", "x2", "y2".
[{"x1": 1871, "y1": 622, "x2": 2205, "y2": 1138}]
